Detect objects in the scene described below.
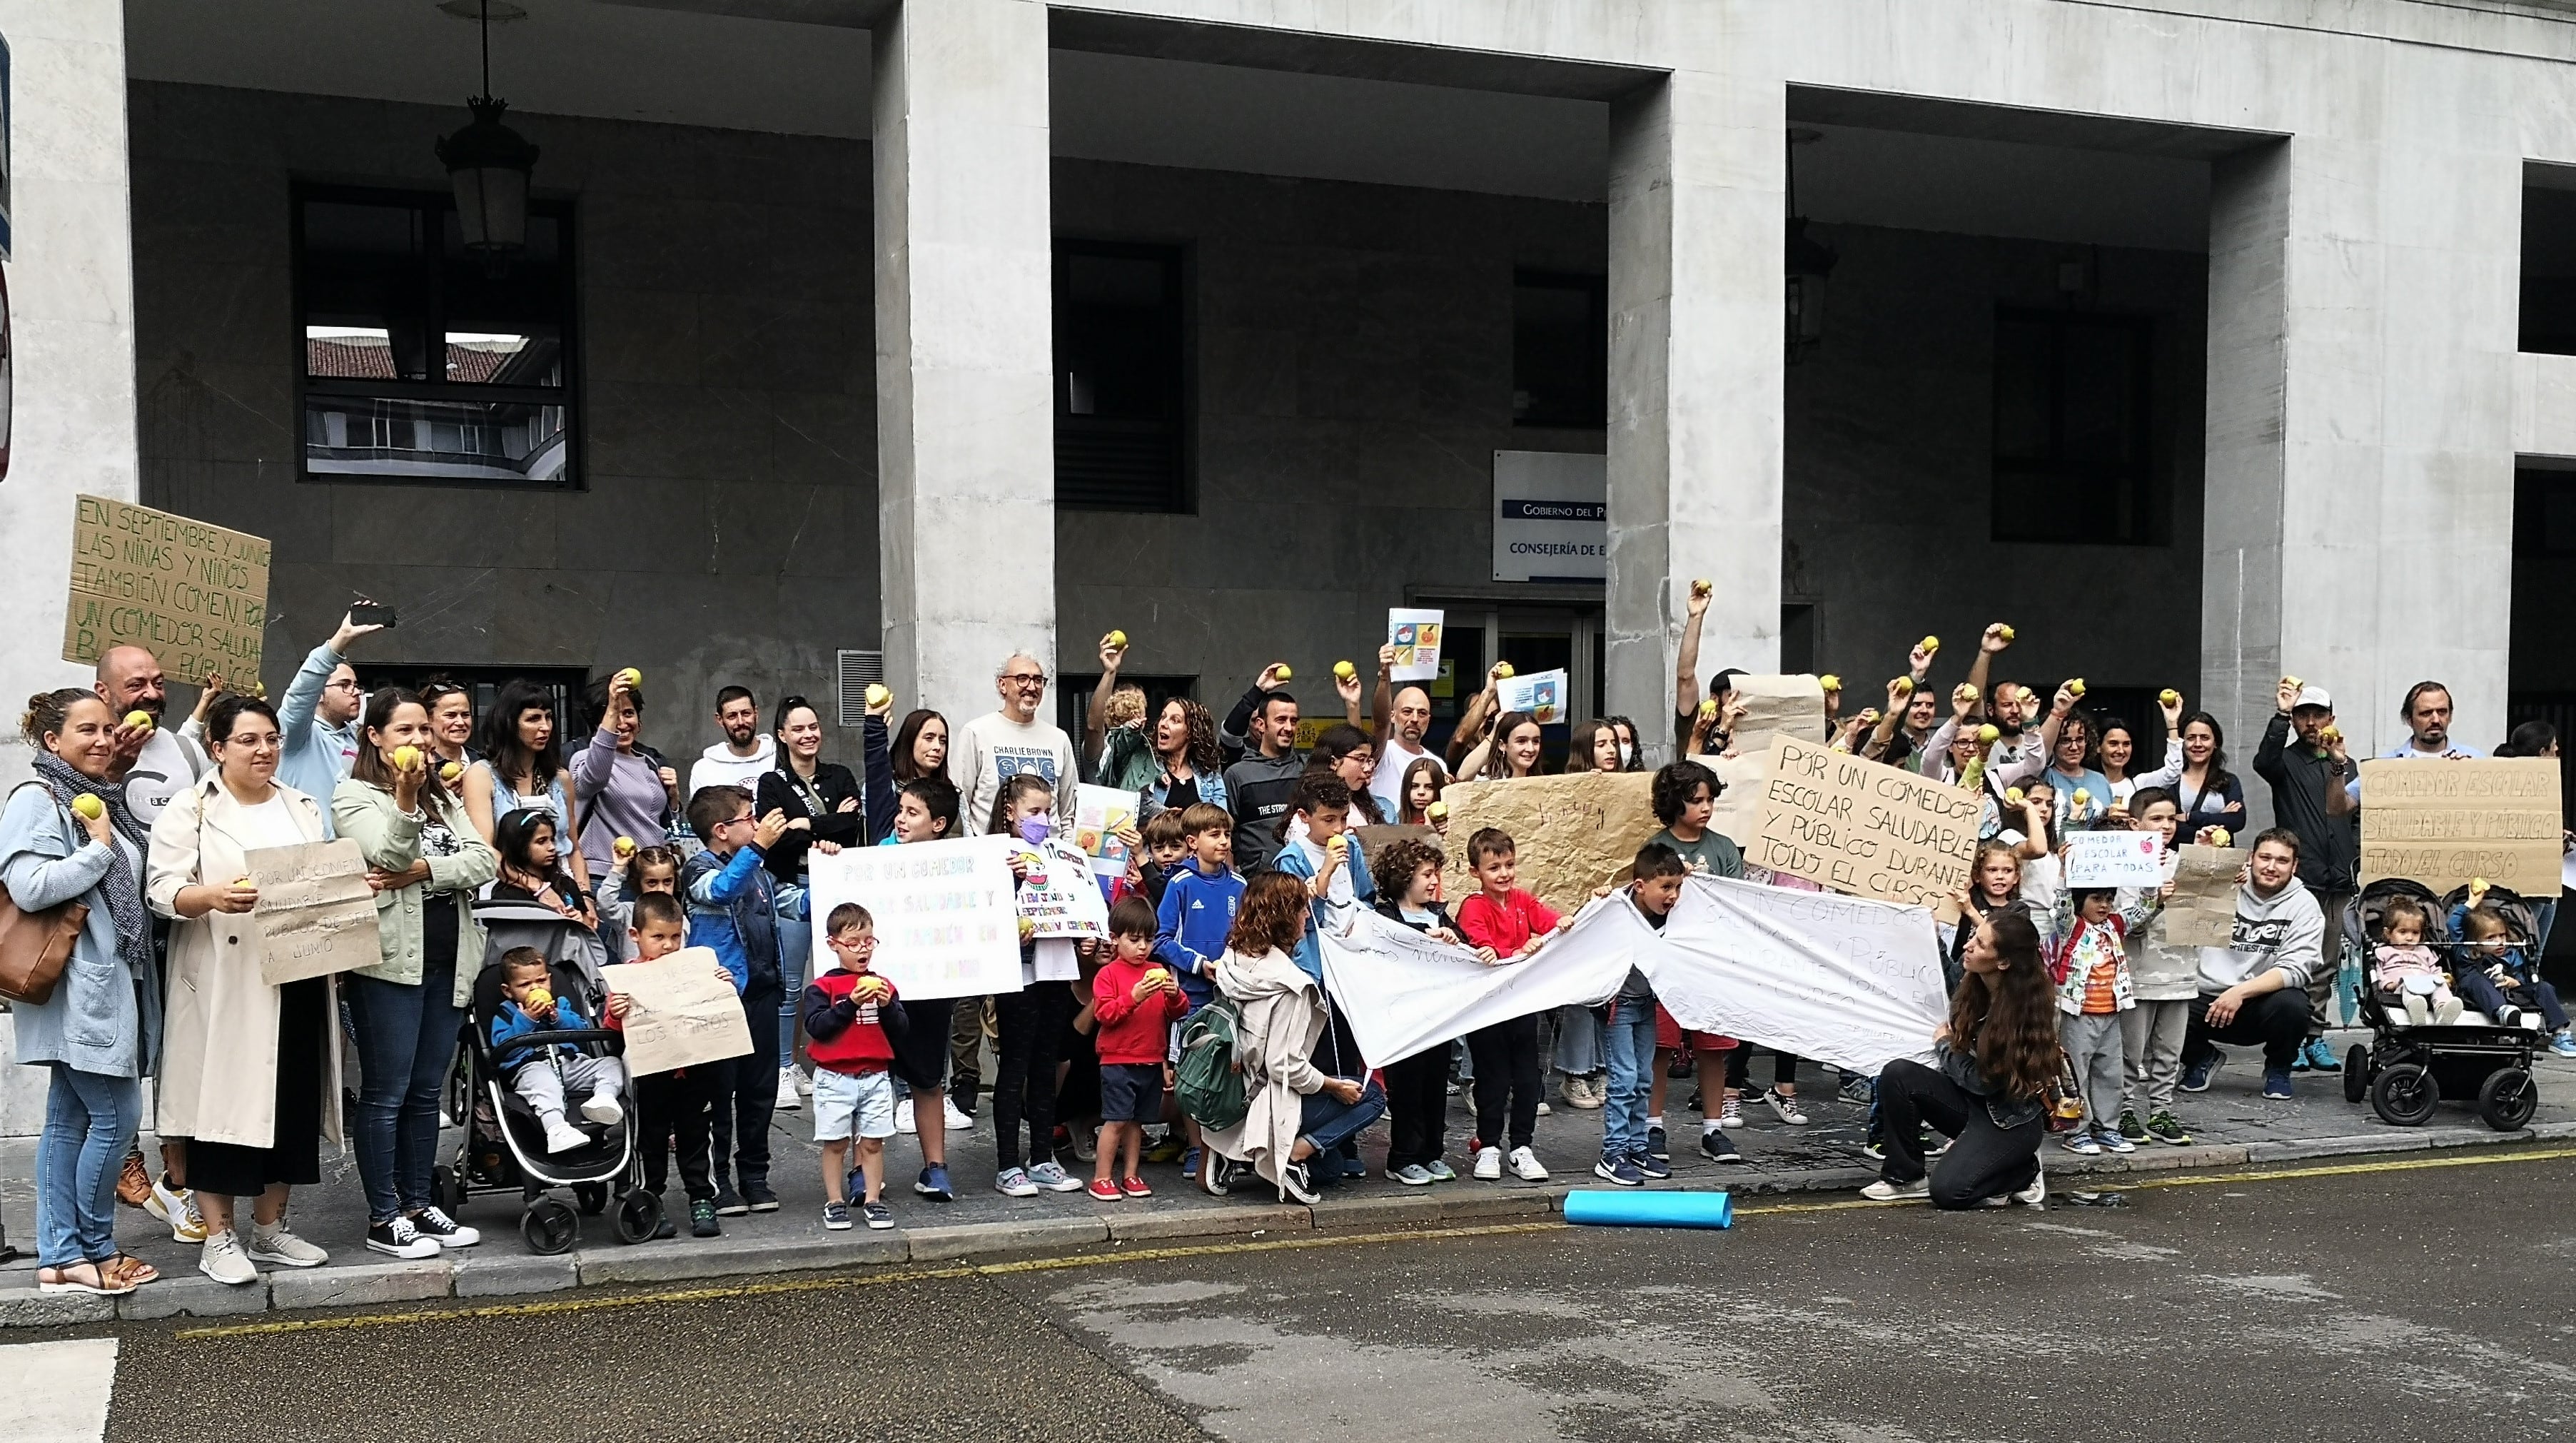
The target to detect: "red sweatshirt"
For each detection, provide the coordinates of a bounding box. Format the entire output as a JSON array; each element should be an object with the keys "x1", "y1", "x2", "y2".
[
  {"x1": 802, "y1": 968, "x2": 905, "y2": 1075},
  {"x1": 1092, "y1": 955, "x2": 1188, "y2": 1066},
  {"x1": 1456, "y1": 888, "x2": 1562, "y2": 957}
]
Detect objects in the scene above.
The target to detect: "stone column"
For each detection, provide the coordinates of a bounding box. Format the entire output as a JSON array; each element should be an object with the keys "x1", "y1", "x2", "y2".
[
  {"x1": 1605, "y1": 71, "x2": 1784, "y2": 761},
  {"x1": 871, "y1": 0, "x2": 1056, "y2": 715}
]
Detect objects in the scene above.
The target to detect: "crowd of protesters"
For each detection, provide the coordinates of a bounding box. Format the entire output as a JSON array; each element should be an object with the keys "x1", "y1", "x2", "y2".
[{"x1": 6, "y1": 589, "x2": 2558, "y2": 1293}]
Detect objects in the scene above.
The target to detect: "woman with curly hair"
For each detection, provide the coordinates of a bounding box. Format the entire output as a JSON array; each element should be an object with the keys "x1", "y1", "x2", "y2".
[
  {"x1": 1202, "y1": 872, "x2": 1383, "y2": 1203},
  {"x1": 1141, "y1": 696, "x2": 1228, "y2": 819},
  {"x1": 1864, "y1": 909, "x2": 2057, "y2": 1208}
]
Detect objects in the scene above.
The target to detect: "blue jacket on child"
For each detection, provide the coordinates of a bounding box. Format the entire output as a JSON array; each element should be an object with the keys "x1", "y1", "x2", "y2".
[
  {"x1": 1154, "y1": 862, "x2": 1244, "y2": 1006},
  {"x1": 685, "y1": 844, "x2": 780, "y2": 997}
]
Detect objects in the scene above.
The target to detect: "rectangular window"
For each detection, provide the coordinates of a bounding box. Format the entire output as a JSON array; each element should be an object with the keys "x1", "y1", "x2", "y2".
[
  {"x1": 1055, "y1": 241, "x2": 1189, "y2": 512},
  {"x1": 295, "y1": 185, "x2": 577, "y2": 488},
  {"x1": 1512, "y1": 271, "x2": 1607, "y2": 429},
  {"x1": 1991, "y1": 308, "x2": 2156, "y2": 544},
  {"x1": 2514, "y1": 467, "x2": 2576, "y2": 557},
  {"x1": 350, "y1": 665, "x2": 595, "y2": 747}
]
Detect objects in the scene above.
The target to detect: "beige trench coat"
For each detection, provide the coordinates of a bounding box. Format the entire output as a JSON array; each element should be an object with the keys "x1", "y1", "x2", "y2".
[
  {"x1": 146, "y1": 773, "x2": 343, "y2": 1151},
  {"x1": 1202, "y1": 946, "x2": 1331, "y2": 1198}
]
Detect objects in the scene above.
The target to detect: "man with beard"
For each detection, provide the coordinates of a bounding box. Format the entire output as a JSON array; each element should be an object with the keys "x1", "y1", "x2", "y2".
[
  {"x1": 2253, "y1": 678, "x2": 2361, "y2": 1072},
  {"x1": 2344, "y1": 681, "x2": 2483, "y2": 804},
  {"x1": 1367, "y1": 643, "x2": 1443, "y2": 820},
  {"x1": 94, "y1": 645, "x2": 207, "y2": 827},
  {"x1": 690, "y1": 685, "x2": 777, "y2": 795}
]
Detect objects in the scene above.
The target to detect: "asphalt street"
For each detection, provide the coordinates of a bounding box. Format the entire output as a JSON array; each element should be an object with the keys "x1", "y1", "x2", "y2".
[{"x1": 34, "y1": 1145, "x2": 2576, "y2": 1442}]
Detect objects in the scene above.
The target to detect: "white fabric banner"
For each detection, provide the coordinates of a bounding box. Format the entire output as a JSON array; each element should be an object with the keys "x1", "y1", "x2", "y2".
[
  {"x1": 1645, "y1": 874, "x2": 1946, "y2": 1077},
  {"x1": 1317, "y1": 903, "x2": 1632, "y2": 1068}
]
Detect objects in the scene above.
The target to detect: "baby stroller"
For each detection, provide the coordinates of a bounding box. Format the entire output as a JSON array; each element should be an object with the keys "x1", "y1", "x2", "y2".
[
  {"x1": 2338, "y1": 879, "x2": 2542, "y2": 1132},
  {"x1": 442, "y1": 898, "x2": 661, "y2": 1253}
]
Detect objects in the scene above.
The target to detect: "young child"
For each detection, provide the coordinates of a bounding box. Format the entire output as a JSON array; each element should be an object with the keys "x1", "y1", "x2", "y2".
[
  {"x1": 1153, "y1": 800, "x2": 1243, "y2": 1187},
  {"x1": 490, "y1": 947, "x2": 627, "y2": 1155},
  {"x1": 600, "y1": 843, "x2": 682, "y2": 960},
  {"x1": 877, "y1": 775, "x2": 964, "y2": 1203},
  {"x1": 2050, "y1": 883, "x2": 2148, "y2": 1155},
  {"x1": 1454, "y1": 827, "x2": 1572, "y2": 1183},
  {"x1": 682, "y1": 785, "x2": 789, "y2": 1215},
  {"x1": 1598, "y1": 844, "x2": 1689, "y2": 1187},
  {"x1": 990, "y1": 775, "x2": 1086, "y2": 1197},
  {"x1": 491, "y1": 811, "x2": 598, "y2": 927},
  {"x1": 2116, "y1": 788, "x2": 2198, "y2": 1146},
  {"x1": 1131, "y1": 808, "x2": 1190, "y2": 910},
  {"x1": 1370, "y1": 838, "x2": 1489, "y2": 1185},
  {"x1": 2449, "y1": 888, "x2": 2576, "y2": 1055},
  {"x1": 1274, "y1": 773, "x2": 1377, "y2": 982},
  {"x1": 1644, "y1": 760, "x2": 1757, "y2": 1147},
  {"x1": 1088, "y1": 897, "x2": 1187, "y2": 1199},
  {"x1": 803, "y1": 902, "x2": 908, "y2": 1230},
  {"x1": 2373, "y1": 897, "x2": 2463, "y2": 1028},
  {"x1": 607, "y1": 892, "x2": 732, "y2": 1238}
]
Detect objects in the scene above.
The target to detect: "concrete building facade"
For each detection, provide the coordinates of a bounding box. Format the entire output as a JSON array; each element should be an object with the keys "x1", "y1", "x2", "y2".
[{"x1": 4, "y1": 0, "x2": 2575, "y2": 779}]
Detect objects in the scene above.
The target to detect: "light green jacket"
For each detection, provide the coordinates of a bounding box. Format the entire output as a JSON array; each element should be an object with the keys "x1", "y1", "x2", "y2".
[{"x1": 333, "y1": 779, "x2": 500, "y2": 1007}]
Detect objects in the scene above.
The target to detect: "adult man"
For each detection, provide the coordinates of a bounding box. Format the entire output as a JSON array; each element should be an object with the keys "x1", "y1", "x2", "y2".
[
  {"x1": 2178, "y1": 828, "x2": 2323, "y2": 1101},
  {"x1": 2252, "y1": 678, "x2": 2360, "y2": 1071},
  {"x1": 688, "y1": 685, "x2": 776, "y2": 796},
  {"x1": 949, "y1": 653, "x2": 1079, "y2": 834},
  {"x1": 2343, "y1": 680, "x2": 2483, "y2": 804},
  {"x1": 1367, "y1": 644, "x2": 1442, "y2": 818},
  {"x1": 1222, "y1": 678, "x2": 1303, "y2": 873},
  {"x1": 94, "y1": 645, "x2": 207, "y2": 827}
]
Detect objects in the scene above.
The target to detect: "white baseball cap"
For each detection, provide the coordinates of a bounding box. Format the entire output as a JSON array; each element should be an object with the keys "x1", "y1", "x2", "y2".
[{"x1": 2292, "y1": 685, "x2": 2334, "y2": 713}]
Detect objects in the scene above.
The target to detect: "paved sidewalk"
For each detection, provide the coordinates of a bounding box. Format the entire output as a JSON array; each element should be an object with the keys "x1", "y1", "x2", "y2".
[{"x1": 6, "y1": 1027, "x2": 2570, "y2": 1327}]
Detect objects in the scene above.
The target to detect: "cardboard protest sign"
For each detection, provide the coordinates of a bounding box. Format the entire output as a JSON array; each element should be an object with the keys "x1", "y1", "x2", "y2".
[
  {"x1": 1353, "y1": 824, "x2": 1438, "y2": 873},
  {"x1": 1724, "y1": 675, "x2": 1827, "y2": 758},
  {"x1": 243, "y1": 840, "x2": 379, "y2": 986},
  {"x1": 1438, "y1": 770, "x2": 1659, "y2": 917},
  {"x1": 1388, "y1": 608, "x2": 1444, "y2": 683},
  {"x1": 807, "y1": 835, "x2": 1022, "y2": 1000},
  {"x1": 61, "y1": 495, "x2": 268, "y2": 685},
  {"x1": 1696, "y1": 753, "x2": 1768, "y2": 850},
  {"x1": 2163, "y1": 845, "x2": 2246, "y2": 947},
  {"x1": 2066, "y1": 829, "x2": 2165, "y2": 888},
  {"x1": 1497, "y1": 668, "x2": 1569, "y2": 725},
  {"x1": 601, "y1": 948, "x2": 754, "y2": 1075},
  {"x1": 2359, "y1": 757, "x2": 2565, "y2": 895},
  {"x1": 1751, "y1": 735, "x2": 1979, "y2": 909},
  {"x1": 1012, "y1": 836, "x2": 1110, "y2": 940}
]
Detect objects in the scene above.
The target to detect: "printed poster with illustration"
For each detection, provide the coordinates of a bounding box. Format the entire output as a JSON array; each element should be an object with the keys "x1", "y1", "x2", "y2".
[
  {"x1": 1072, "y1": 783, "x2": 1138, "y2": 900},
  {"x1": 1011, "y1": 834, "x2": 1111, "y2": 941},
  {"x1": 1498, "y1": 668, "x2": 1568, "y2": 726},
  {"x1": 1388, "y1": 608, "x2": 1444, "y2": 683}
]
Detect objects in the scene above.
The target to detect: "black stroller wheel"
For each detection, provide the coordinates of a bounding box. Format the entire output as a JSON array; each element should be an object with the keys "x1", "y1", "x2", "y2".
[
  {"x1": 2341, "y1": 1046, "x2": 2371, "y2": 1105},
  {"x1": 575, "y1": 1183, "x2": 609, "y2": 1216},
  {"x1": 2370, "y1": 1062, "x2": 2440, "y2": 1127},
  {"x1": 433, "y1": 1164, "x2": 465, "y2": 1214},
  {"x1": 522, "y1": 1199, "x2": 580, "y2": 1255},
  {"x1": 613, "y1": 1190, "x2": 662, "y2": 1245},
  {"x1": 2479, "y1": 1068, "x2": 2539, "y2": 1132}
]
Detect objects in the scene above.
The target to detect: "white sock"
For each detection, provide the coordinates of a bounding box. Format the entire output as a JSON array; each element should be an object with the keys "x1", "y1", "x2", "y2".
[
  {"x1": 1702, "y1": 1118, "x2": 1722, "y2": 1135},
  {"x1": 1648, "y1": 1114, "x2": 1665, "y2": 1131}
]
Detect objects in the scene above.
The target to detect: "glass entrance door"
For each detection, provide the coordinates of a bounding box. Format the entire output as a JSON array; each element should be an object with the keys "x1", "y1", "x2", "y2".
[{"x1": 1418, "y1": 602, "x2": 1602, "y2": 772}]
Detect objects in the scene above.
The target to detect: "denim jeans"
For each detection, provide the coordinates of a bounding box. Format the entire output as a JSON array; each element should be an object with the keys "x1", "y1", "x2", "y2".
[
  {"x1": 1600, "y1": 1000, "x2": 1657, "y2": 1158},
  {"x1": 348, "y1": 957, "x2": 463, "y2": 1225},
  {"x1": 39, "y1": 1065, "x2": 139, "y2": 1267},
  {"x1": 1298, "y1": 1079, "x2": 1388, "y2": 1155},
  {"x1": 775, "y1": 882, "x2": 811, "y2": 1060}
]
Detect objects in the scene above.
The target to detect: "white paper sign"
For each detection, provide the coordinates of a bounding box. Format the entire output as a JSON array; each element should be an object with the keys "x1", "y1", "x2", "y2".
[
  {"x1": 1013, "y1": 835, "x2": 1110, "y2": 940},
  {"x1": 2064, "y1": 829, "x2": 2166, "y2": 888},
  {"x1": 1492, "y1": 450, "x2": 1606, "y2": 583},
  {"x1": 807, "y1": 835, "x2": 1023, "y2": 1000},
  {"x1": 1388, "y1": 608, "x2": 1445, "y2": 683},
  {"x1": 1497, "y1": 668, "x2": 1570, "y2": 726},
  {"x1": 1318, "y1": 904, "x2": 1632, "y2": 1067}
]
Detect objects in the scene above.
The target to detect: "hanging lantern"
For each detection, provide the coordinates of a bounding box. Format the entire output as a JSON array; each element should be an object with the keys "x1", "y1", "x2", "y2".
[{"x1": 433, "y1": 0, "x2": 538, "y2": 261}]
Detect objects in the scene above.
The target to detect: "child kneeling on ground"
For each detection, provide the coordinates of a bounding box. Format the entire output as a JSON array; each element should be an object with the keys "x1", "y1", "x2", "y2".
[
  {"x1": 492, "y1": 947, "x2": 627, "y2": 1155},
  {"x1": 804, "y1": 902, "x2": 909, "y2": 1231}
]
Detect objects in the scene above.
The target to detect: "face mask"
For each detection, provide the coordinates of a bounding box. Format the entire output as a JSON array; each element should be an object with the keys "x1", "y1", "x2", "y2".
[
  {"x1": 1018, "y1": 815, "x2": 1052, "y2": 847},
  {"x1": 1617, "y1": 740, "x2": 1634, "y2": 767}
]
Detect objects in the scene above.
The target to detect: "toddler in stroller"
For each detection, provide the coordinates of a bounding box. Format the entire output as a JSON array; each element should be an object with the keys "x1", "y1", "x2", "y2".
[
  {"x1": 492, "y1": 947, "x2": 630, "y2": 1153},
  {"x1": 2450, "y1": 883, "x2": 2576, "y2": 1057},
  {"x1": 2370, "y1": 899, "x2": 2462, "y2": 1028}
]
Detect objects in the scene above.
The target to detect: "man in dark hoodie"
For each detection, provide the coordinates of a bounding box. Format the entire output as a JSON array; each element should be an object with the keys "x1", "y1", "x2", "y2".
[
  {"x1": 2179, "y1": 828, "x2": 2323, "y2": 1102},
  {"x1": 2251, "y1": 678, "x2": 2360, "y2": 1072},
  {"x1": 1221, "y1": 676, "x2": 1303, "y2": 873}
]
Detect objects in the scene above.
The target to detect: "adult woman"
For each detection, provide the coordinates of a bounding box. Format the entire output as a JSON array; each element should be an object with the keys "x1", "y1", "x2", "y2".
[
  {"x1": 572, "y1": 673, "x2": 676, "y2": 881},
  {"x1": 2097, "y1": 718, "x2": 2141, "y2": 807},
  {"x1": 336, "y1": 688, "x2": 500, "y2": 1259},
  {"x1": 4, "y1": 690, "x2": 163, "y2": 1294},
  {"x1": 890, "y1": 708, "x2": 950, "y2": 786},
  {"x1": 1462, "y1": 711, "x2": 1547, "y2": 782},
  {"x1": 1138, "y1": 697, "x2": 1228, "y2": 820},
  {"x1": 2030, "y1": 693, "x2": 2113, "y2": 826},
  {"x1": 1568, "y1": 718, "x2": 1623, "y2": 775},
  {"x1": 420, "y1": 678, "x2": 477, "y2": 772},
  {"x1": 464, "y1": 679, "x2": 589, "y2": 896},
  {"x1": 2133, "y1": 705, "x2": 2244, "y2": 842},
  {"x1": 148, "y1": 694, "x2": 339, "y2": 1285},
  {"x1": 1863, "y1": 909, "x2": 2056, "y2": 1208},
  {"x1": 1605, "y1": 717, "x2": 1645, "y2": 771},
  {"x1": 1203, "y1": 872, "x2": 1387, "y2": 1204},
  {"x1": 754, "y1": 692, "x2": 877, "y2": 1110}
]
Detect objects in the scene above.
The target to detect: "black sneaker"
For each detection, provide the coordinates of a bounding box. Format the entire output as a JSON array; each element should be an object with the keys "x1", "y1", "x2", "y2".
[
  {"x1": 690, "y1": 1198, "x2": 722, "y2": 1237},
  {"x1": 652, "y1": 1213, "x2": 677, "y2": 1240},
  {"x1": 741, "y1": 1180, "x2": 780, "y2": 1213},
  {"x1": 1646, "y1": 1125, "x2": 1670, "y2": 1161},
  {"x1": 861, "y1": 1200, "x2": 894, "y2": 1231},
  {"x1": 1699, "y1": 1130, "x2": 1742, "y2": 1164},
  {"x1": 712, "y1": 1186, "x2": 749, "y2": 1217}
]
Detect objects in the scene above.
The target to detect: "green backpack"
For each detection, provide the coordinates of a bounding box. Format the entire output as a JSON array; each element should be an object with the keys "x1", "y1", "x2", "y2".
[{"x1": 1175, "y1": 993, "x2": 1250, "y2": 1131}]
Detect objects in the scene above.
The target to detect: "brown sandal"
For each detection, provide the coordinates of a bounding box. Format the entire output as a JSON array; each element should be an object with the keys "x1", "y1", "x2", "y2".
[
  {"x1": 37, "y1": 1261, "x2": 135, "y2": 1296},
  {"x1": 102, "y1": 1253, "x2": 161, "y2": 1287}
]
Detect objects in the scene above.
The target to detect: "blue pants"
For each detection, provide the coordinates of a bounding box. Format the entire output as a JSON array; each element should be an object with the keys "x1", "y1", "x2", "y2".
[
  {"x1": 1600, "y1": 1000, "x2": 1657, "y2": 1157},
  {"x1": 775, "y1": 883, "x2": 811, "y2": 1060},
  {"x1": 348, "y1": 957, "x2": 463, "y2": 1225},
  {"x1": 1298, "y1": 1080, "x2": 1388, "y2": 1155},
  {"x1": 2455, "y1": 968, "x2": 2570, "y2": 1031},
  {"x1": 39, "y1": 1066, "x2": 139, "y2": 1267}
]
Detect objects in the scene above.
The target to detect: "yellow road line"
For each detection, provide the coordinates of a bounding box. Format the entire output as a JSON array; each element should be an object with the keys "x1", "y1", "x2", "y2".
[{"x1": 173, "y1": 1145, "x2": 2576, "y2": 1341}]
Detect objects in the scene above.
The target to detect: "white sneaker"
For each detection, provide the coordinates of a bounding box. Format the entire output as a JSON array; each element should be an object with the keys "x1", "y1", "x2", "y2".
[
  {"x1": 2435, "y1": 996, "x2": 2465, "y2": 1025},
  {"x1": 2403, "y1": 993, "x2": 2431, "y2": 1027},
  {"x1": 2013, "y1": 1167, "x2": 2047, "y2": 1207},
  {"x1": 1536, "y1": 1100, "x2": 1553, "y2": 1117},
  {"x1": 795, "y1": 1066, "x2": 815, "y2": 1097},
  {"x1": 580, "y1": 1089, "x2": 625, "y2": 1126},
  {"x1": 150, "y1": 1172, "x2": 208, "y2": 1243},
  {"x1": 944, "y1": 1097, "x2": 973, "y2": 1131},
  {"x1": 1862, "y1": 1177, "x2": 1930, "y2": 1202},
  {"x1": 198, "y1": 1230, "x2": 258, "y2": 1286},
  {"x1": 1762, "y1": 1088, "x2": 1810, "y2": 1125},
  {"x1": 775, "y1": 1066, "x2": 803, "y2": 1112},
  {"x1": 1508, "y1": 1145, "x2": 1549, "y2": 1182},
  {"x1": 1717, "y1": 1095, "x2": 1745, "y2": 1129},
  {"x1": 1472, "y1": 1145, "x2": 1504, "y2": 1181},
  {"x1": 246, "y1": 1224, "x2": 330, "y2": 1268},
  {"x1": 894, "y1": 1098, "x2": 918, "y2": 1135},
  {"x1": 542, "y1": 1115, "x2": 588, "y2": 1154}
]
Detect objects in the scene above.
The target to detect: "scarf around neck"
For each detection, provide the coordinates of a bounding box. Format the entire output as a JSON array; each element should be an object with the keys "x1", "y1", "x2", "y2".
[{"x1": 28, "y1": 750, "x2": 153, "y2": 980}]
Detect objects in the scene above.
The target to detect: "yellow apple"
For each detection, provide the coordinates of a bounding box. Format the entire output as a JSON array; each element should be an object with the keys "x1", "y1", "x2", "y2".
[
  {"x1": 864, "y1": 683, "x2": 892, "y2": 709},
  {"x1": 2159, "y1": 689, "x2": 2181, "y2": 706},
  {"x1": 123, "y1": 710, "x2": 153, "y2": 732},
  {"x1": 391, "y1": 745, "x2": 421, "y2": 771},
  {"x1": 1818, "y1": 674, "x2": 1842, "y2": 691},
  {"x1": 71, "y1": 794, "x2": 104, "y2": 820},
  {"x1": 1333, "y1": 660, "x2": 1357, "y2": 680},
  {"x1": 1106, "y1": 629, "x2": 1128, "y2": 649},
  {"x1": 1977, "y1": 724, "x2": 2001, "y2": 743},
  {"x1": 1919, "y1": 635, "x2": 1940, "y2": 652}
]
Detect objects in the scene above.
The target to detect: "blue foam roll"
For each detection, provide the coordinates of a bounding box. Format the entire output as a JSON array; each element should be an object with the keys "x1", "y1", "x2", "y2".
[{"x1": 1562, "y1": 1188, "x2": 1732, "y2": 1230}]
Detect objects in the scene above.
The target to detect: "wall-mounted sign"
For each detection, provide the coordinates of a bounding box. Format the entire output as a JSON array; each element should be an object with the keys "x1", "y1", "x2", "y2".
[{"x1": 1492, "y1": 449, "x2": 1605, "y2": 583}]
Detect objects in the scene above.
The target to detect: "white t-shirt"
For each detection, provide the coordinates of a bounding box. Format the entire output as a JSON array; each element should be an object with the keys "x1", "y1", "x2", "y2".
[
  {"x1": 122, "y1": 728, "x2": 209, "y2": 830},
  {"x1": 687, "y1": 738, "x2": 777, "y2": 799},
  {"x1": 1368, "y1": 737, "x2": 1440, "y2": 820},
  {"x1": 233, "y1": 790, "x2": 310, "y2": 850},
  {"x1": 950, "y1": 711, "x2": 1079, "y2": 835}
]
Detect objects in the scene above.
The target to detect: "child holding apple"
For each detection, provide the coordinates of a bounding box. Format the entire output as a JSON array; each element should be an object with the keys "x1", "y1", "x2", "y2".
[
  {"x1": 1088, "y1": 897, "x2": 1188, "y2": 1198},
  {"x1": 803, "y1": 902, "x2": 909, "y2": 1230},
  {"x1": 490, "y1": 947, "x2": 627, "y2": 1156}
]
